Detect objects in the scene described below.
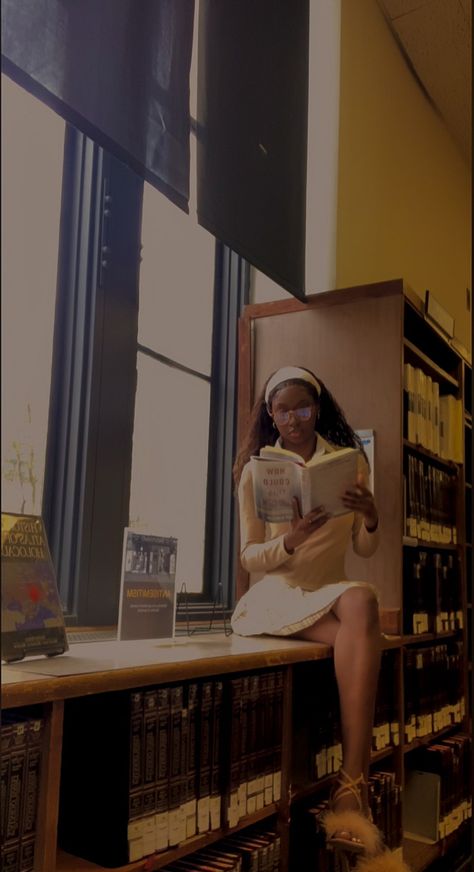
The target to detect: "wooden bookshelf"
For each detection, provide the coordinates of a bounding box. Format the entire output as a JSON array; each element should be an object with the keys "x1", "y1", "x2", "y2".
[{"x1": 236, "y1": 278, "x2": 471, "y2": 870}]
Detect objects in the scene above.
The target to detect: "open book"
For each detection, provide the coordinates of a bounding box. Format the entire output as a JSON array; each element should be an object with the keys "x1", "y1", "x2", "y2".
[{"x1": 250, "y1": 444, "x2": 360, "y2": 523}]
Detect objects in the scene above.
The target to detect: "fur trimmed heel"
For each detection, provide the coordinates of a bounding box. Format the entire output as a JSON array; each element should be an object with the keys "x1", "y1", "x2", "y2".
[{"x1": 322, "y1": 769, "x2": 383, "y2": 856}]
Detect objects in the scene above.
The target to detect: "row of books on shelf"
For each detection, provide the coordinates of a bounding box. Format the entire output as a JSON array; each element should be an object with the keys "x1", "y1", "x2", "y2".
[
  {"x1": 58, "y1": 670, "x2": 284, "y2": 867},
  {"x1": 403, "y1": 550, "x2": 463, "y2": 636},
  {"x1": 404, "y1": 455, "x2": 457, "y2": 544},
  {"x1": 160, "y1": 826, "x2": 280, "y2": 872},
  {"x1": 227, "y1": 673, "x2": 283, "y2": 829},
  {"x1": 1, "y1": 709, "x2": 44, "y2": 872},
  {"x1": 404, "y1": 363, "x2": 463, "y2": 462},
  {"x1": 404, "y1": 642, "x2": 465, "y2": 743},
  {"x1": 405, "y1": 733, "x2": 471, "y2": 843}
]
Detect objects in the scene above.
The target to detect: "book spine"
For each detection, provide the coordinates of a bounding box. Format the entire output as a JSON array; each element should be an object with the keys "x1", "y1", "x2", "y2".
[
  {"x1": 226, "y1": 677, "x2": 241, "y2": 827},
  {"x1": 1, "y1": 840, "x2": 20, "y2": 872},
  {"x1": 210, "y1": 679, "x2": 223, "y2": 831},
  {"x1": 237, "y1": 676, "x2": 250, "y2": 820},
  {"x1": 197, "y1": 680, "x2": 213, "y2": 834},
  {"x1": 245, "y1": 674, "x2": 260, "y2": 815},
  {"x1": 4, "y1": 720, "x2": 28, "y2": 847},
  {"x1": 19, "y1": 834, "x2": 36, "y2": 872},
  {"x1": 168, "y1": 684, "x2": 185, "y2": 846},
  {"x1": 155, "y1": 686, "x2": 171, "y2": 851},
  {"x1": 141, "y1": 688, "x2": 158, "y2": 857},
  {"x1": 21, "y1": 716, "x2": 44, "y2": 845},
  {"x1": 127, "y1": 690, "x2": 145, "y2": 862},
  {"x1": 183, "y1": 682, "x2": 198, "y2": 839},
  {"x1": 263, "y1": 672, "x2": 275, "y2": 806},
  {"x1": 1, "y1": 722, "x2": 12, "y2": 848},
  {"x1": 273, "y1": 671, "x2": 283, "y2": 801}
]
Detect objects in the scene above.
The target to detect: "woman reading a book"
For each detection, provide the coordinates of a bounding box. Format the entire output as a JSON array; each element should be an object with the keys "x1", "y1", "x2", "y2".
[{"x1": 232, "y1": 366, "x2": 401, "y2": 871}]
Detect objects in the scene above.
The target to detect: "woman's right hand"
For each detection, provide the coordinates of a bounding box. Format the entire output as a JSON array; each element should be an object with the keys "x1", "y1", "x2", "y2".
[{"x1": 284, "y1": 498, "x2": 330, "y2": 553}]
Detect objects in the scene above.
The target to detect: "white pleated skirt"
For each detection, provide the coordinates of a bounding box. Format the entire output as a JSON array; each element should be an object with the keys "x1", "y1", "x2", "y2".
[{"x1": 231, "y1": 576, "x2": 377, "y2": 637}]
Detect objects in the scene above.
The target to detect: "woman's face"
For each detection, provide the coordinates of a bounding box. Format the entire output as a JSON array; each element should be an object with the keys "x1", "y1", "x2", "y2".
[{"x1": 269, "y1": 383, "x2": 318, "y2": 450}]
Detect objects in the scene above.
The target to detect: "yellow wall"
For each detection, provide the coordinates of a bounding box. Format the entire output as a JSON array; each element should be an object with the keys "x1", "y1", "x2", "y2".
[{"x1": 336, "y1": 0, "x2": 471, "y2": 352}]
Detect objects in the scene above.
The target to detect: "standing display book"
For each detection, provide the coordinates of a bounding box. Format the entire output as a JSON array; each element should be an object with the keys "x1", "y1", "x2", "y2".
[
  {"x1": 250, "y1": 445, "x2": 359, "y2": 523},
  {"x1": 1, "y1": 512, "x2": 68, "y2": 663},
  {"x1": 118, "y1": 529, "x2": 178, "y2": 641}
]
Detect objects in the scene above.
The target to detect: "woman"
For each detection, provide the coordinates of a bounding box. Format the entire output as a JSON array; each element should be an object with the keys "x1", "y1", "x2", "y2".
[{"x1": 232, "y1": 366, "x2": 406, "y2": 871}]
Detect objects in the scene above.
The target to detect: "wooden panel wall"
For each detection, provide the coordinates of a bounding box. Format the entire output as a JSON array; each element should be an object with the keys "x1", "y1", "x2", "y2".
[{"x1": 242, "y1": 285, "x2": 404, "y2": 611}]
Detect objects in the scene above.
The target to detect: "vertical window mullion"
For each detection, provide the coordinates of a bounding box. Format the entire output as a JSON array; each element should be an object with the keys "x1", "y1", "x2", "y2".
[{"x1": 203, "y1": 243, "x2": 249, "y2": 607}]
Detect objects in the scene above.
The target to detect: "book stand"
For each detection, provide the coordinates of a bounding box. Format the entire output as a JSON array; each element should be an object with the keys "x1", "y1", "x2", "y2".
[{"x1": 176, "y1": 582, "x2": 233, "y2": 637}]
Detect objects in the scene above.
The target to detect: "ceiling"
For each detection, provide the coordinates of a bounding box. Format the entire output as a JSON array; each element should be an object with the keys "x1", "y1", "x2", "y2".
[{"x1": 377, "y1": 0, "x2": 471, "y2": 165}]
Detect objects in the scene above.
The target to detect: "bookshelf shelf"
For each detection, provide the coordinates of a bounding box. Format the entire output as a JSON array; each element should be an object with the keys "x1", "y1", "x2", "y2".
[
  {"x1": 403, "y1": 837, "x2": 442, "y2": 872},
  {"x1": 290, "y1": 746, "x2": 396, "y2": 803},
  {"x1": 404, "y1": 824, "x2": 471, "y2": 872},
  {"x1": 403, "y1": 630, "x2": 460, "y2": 645},
  {"x1": 403, "y1": 339, "x2": 460, "y2": 388},
  {"x1": 403, "y1": 723, "x2": 459, "y2": 754},
  {"x1": 55, "y1": 806, "x2": 281, "y2": 872},
  {"x1": 403, "y1": 439, "x2": 459, "y2": 472},
  {"x1": 402, "y1": 537, "x2": 458, "y2": 551}
]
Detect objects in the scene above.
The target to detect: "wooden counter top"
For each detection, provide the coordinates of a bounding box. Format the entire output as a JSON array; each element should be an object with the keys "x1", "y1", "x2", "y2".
[{"x1": 1, "y1": 632, "x2": 401, "y2": 709}]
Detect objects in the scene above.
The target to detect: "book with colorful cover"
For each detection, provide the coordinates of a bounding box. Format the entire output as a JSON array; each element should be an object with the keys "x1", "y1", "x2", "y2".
[
  {"x1": 117, "y1": 529, "x2": 177, "y2": 641},
  {"x1": 1, "y1": 512, "x2": 68, "y2": 663},
  {"x1": 250, "y1": 444, "x2": 360, "y2": 523}
]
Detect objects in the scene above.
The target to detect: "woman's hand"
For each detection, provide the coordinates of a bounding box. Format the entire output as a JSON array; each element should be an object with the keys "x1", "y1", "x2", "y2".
[
  {"x1": 342, "y1": 472, "x2": 378, "y2": 530},
  {"x1": 284, "y1": 498, "x2": 330, "y2": 553}
]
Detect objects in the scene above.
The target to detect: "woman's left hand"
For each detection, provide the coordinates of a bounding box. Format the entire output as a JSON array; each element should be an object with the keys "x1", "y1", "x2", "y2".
[{"x1": 342, "y1": 473, "x2": 378, "y2": 529}]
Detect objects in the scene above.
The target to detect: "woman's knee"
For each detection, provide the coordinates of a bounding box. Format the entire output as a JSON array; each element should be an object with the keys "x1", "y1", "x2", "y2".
[{"x1": 336, "y1": 586, "x2": 379, "y2": 630}]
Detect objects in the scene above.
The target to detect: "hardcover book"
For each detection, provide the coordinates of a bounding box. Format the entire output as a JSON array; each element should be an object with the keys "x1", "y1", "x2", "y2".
[
  {"x1": 118, "y1": 529, "x2": 177, "y2": 641},
  {"x1": 1, "y1": 513, "x2": 68, "y2": 663},
  {"x1": 250, "y1": 445, "x2": 359, "y2": 523}
]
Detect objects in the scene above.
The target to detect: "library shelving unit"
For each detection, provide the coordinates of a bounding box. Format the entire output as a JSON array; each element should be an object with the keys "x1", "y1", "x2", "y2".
[
  {"x1": 1, "y1": 279, "x2": 471, "y2": 872},
  {"x1": 236, "y1": 278, "x2": 472, "y2": 871},
  {"x1": 2, "y1": 633, "x2": 400, "y2": 872}
]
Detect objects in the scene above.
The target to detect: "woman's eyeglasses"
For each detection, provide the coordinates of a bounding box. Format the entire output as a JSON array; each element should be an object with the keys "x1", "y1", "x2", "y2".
[{"x1": 273, "y1": 405, "x2": 314, "y2": 426}]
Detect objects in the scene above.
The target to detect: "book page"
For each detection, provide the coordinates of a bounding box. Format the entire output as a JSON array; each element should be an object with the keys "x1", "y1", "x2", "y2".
[{"x1": 306, "y1": 449, "x2": 359, "y2": 516}]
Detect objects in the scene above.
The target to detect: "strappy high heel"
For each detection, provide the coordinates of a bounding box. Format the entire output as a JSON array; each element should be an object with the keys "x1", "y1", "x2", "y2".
[{"x1": 322, "y1": 769, "x2": 382, "y2": 857}]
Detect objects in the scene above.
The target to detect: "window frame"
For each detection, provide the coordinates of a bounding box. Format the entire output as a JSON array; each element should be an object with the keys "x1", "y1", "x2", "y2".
[
  {"x1": 42, "y1": 125, "x2": 143, "y2": 626},
  {"x1": 42, "y1": 125, "x2": 248, "y2": 626}
]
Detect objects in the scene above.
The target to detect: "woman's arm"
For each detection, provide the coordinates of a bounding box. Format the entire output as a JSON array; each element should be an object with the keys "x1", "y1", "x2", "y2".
[
  {"x1": 345, "y1": 457, "x2": 380, "y2": 558},
  {"x1": 238, "y1": 465, "x2": 292, "y2": 573}
]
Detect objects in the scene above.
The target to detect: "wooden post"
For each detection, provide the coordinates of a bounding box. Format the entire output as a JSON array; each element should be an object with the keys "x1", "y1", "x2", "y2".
[{"x1": 34, "y1": 699, "x2": 64, "y2": 872}]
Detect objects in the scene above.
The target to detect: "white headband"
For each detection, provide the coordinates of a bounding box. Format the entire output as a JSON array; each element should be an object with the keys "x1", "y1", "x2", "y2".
[{"x1": 264, "y1": 367, "x2": 321, "y2": 405}]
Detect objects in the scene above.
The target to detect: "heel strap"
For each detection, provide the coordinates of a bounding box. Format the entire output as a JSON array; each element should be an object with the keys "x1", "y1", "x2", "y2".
[{"x1": 331, "y1": 768, "x2": 365, "y2": 809}]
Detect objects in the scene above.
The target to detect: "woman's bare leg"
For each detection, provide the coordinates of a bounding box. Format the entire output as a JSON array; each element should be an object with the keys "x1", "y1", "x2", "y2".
[{"x1": 294, "y1": 587, "x2": 381, "y2": 811}]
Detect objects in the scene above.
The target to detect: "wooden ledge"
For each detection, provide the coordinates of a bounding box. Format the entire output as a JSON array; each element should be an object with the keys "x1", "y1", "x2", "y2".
[{"x1": 2, "y1": 633, "x2": 402, "y2": 709}]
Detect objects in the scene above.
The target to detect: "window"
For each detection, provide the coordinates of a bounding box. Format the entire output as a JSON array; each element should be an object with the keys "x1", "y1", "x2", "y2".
[
  {"x1": 43, "y1": 126, "x2": 247, "y2": 624},
  {"x1": 4, "y1": 81, "x2": 248, "y2": 626},
  {"x1": 1, "y1": 75, "x2": 65, "y2": 516},
  {"x1": 129, "y1": 183, "x2": 215, "y2": 594}
]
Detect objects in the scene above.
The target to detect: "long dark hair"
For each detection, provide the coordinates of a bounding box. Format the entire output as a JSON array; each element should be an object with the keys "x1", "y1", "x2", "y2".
[{"x1": 233, "y1": 367, "x2": 367, "y2": 485}]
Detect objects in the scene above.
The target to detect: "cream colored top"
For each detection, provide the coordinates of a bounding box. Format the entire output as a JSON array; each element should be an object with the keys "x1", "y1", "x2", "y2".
[{"x1": 238, "y1": 434, "x2": 379, "y2": 591}]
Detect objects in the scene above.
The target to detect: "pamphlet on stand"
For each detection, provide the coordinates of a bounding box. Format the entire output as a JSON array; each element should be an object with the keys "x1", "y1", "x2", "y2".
[
  {"x1": 117, "y1": 528, "x2": 177, "y2": 641},
  {"x1": 1, "y1": 512, "x2": 68, "y2": 662}
]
